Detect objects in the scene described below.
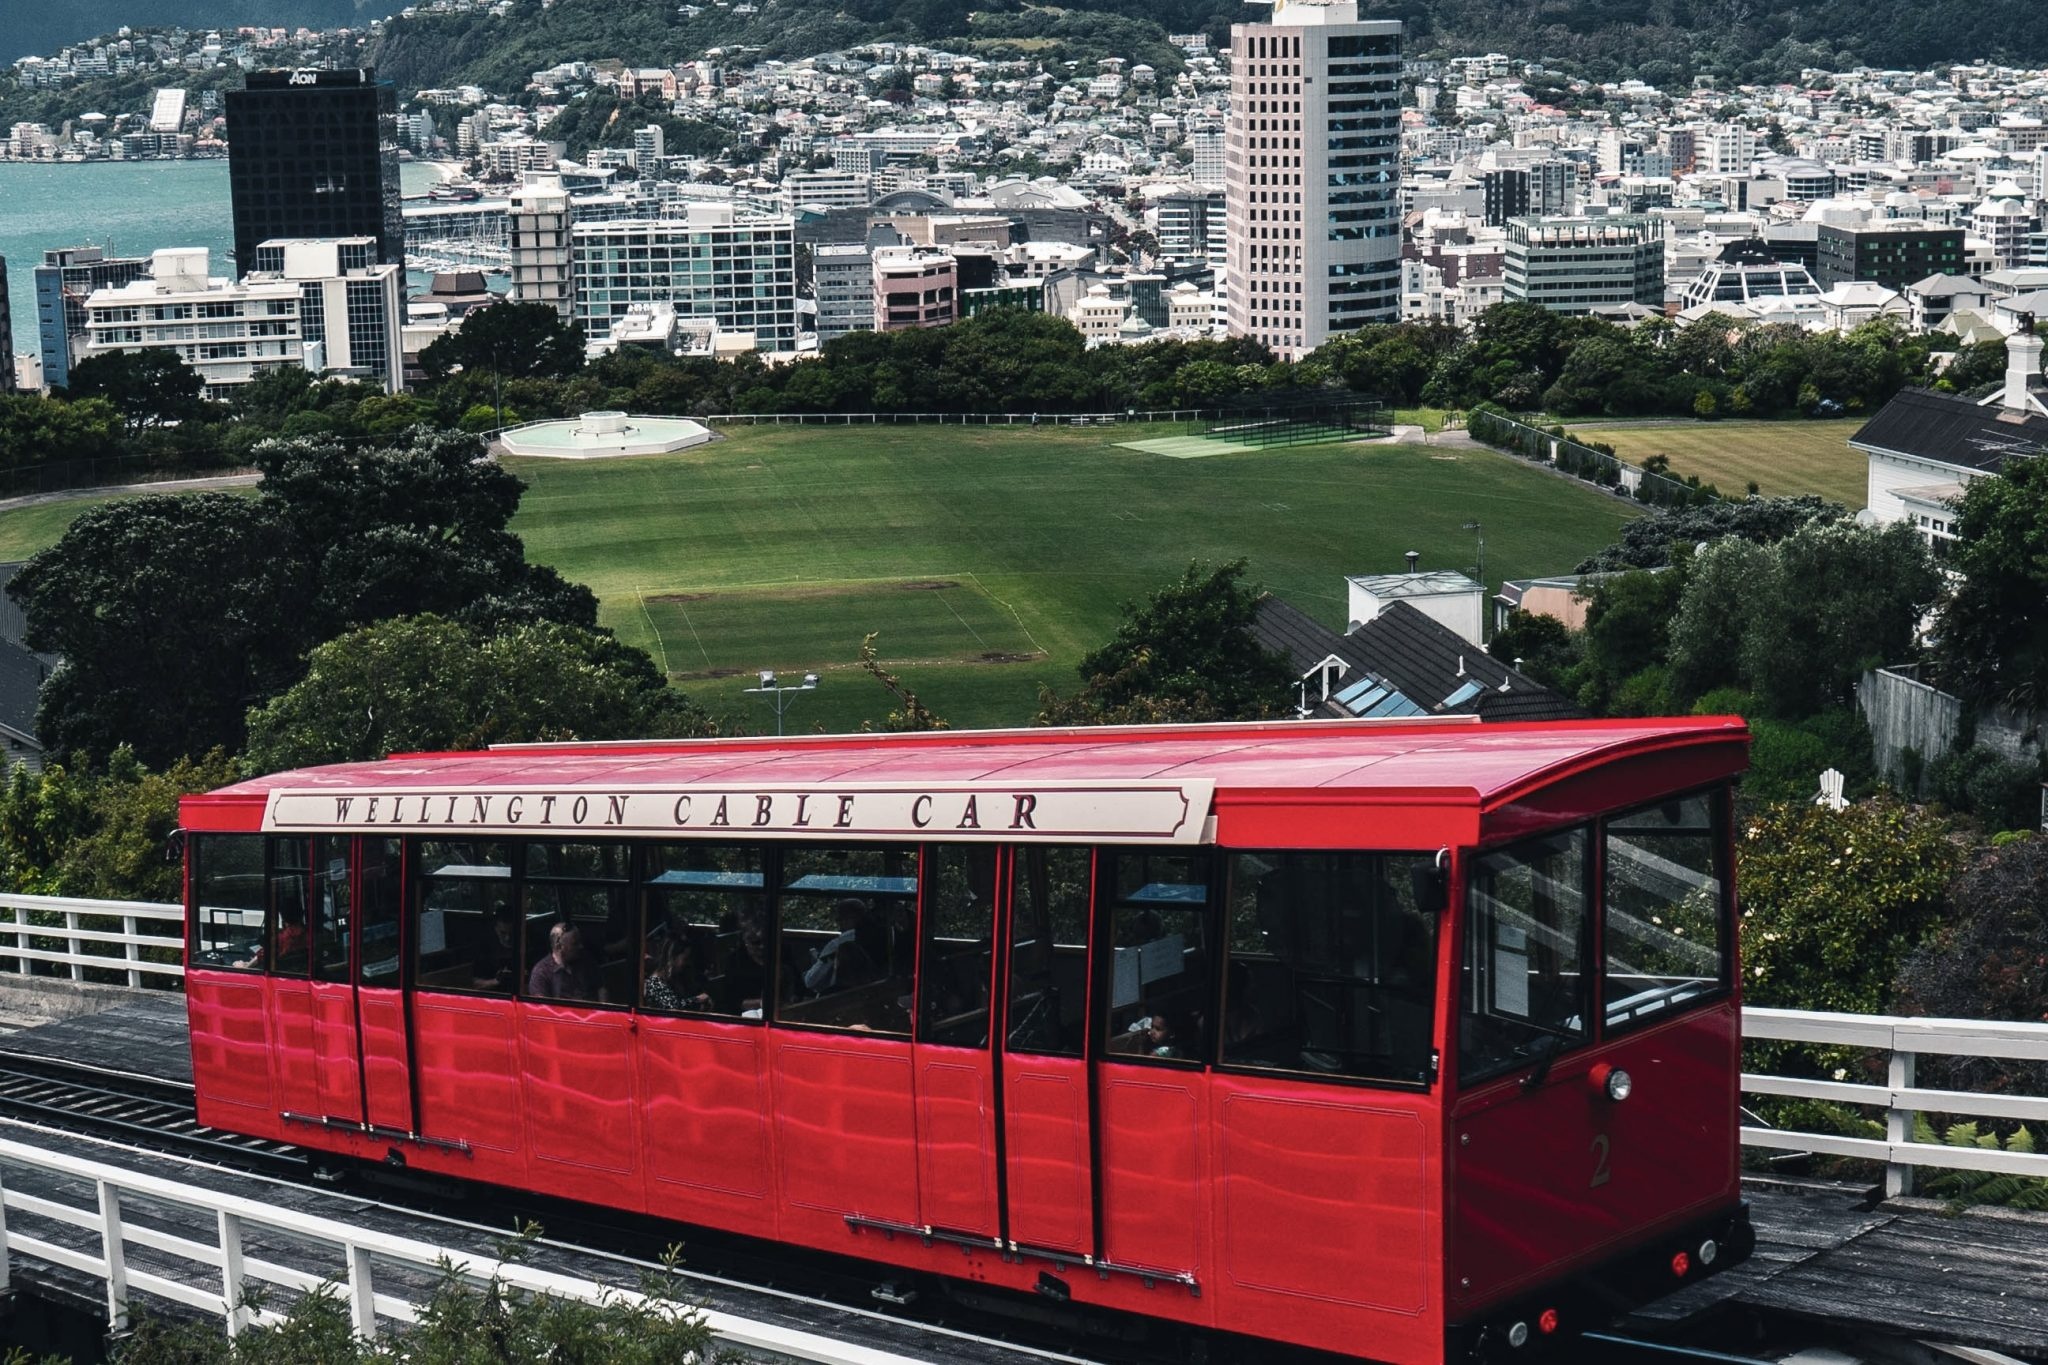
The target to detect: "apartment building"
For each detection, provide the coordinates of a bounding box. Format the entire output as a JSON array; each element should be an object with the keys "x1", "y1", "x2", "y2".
[{"x1": 80, "y1": 248, "x2": 301, "y2": 398}]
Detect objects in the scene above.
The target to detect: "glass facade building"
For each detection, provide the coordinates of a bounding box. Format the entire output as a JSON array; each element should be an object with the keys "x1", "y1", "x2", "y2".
[{"x1": 226, "y1": 69, "x2": 402, "y2": 274}]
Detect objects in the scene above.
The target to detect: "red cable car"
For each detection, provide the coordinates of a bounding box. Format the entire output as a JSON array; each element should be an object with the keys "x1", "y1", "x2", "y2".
[{"x1": 179, "y1": 717, "x2": 1755, "y2": 1362}]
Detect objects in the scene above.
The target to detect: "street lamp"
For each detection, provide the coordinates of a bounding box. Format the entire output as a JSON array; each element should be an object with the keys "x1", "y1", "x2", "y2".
[{"x1": 742, "y1": 669, "x2": 819, "y2": 736}]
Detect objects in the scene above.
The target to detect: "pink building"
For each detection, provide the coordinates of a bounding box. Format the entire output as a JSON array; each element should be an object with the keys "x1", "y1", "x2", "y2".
[{"x1": 872, "y1": 246, "x2": 958, "y2": 330}]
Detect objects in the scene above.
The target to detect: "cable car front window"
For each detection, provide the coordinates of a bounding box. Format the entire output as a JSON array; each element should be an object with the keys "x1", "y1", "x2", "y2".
[
  {"x1": 1459, "y1": 829, "x2": 1590, "y2": 1087},
  {"x1": 1604, "y1": 793, "x2": 1727, "y2": 1031},
  {"x1": 189, "y1": 835, "x2": 265, "y2": 970}
]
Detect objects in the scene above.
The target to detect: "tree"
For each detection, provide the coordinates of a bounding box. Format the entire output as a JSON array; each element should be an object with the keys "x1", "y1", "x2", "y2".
[
  {"x1": 243, "y1": 616, "x2": 710, "y2": 773},
  {"x1": 0, "y1": 747, "x2": 240, "y2": 901},
  {"x1": 1738, "y1": 796, "x2": 1958, "y2": 1015},
  {"x1": 1574, "y1": 566, "x2": 1686, "y2": 715},
  {"x1": 1485, "y1": 609, "x2": 1584, "y2": 692},
  {"x1": 1937, "y1": 454, "x2": 2048, "y2": 713},
  {"x1": 1576, "y1": 494, "x2": 1845, "y2": 572},
  {"x1": 419, "y1": 301, "x2": 585, "y2": 382},
  {"x1": 9, "y1": 495, "x2": 313, "y2": 768},
  {"x1": 65, "y1": 348, "x2": 208, "y2": 433},
  {"x1": 1893, "y1": 837, "x2": 2048, "y2": 1096},
  {"x1": 1037, "y1": 560, "x2": 1295, "y2": 725},
  {"x1": 251, "y1": 429, "x2": 598, "y2": 638}
]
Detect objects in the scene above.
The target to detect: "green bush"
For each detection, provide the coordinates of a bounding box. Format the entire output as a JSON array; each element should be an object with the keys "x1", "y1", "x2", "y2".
[{"x1": 1928, "y1": 744, "x2": 2045, "y2": 832}]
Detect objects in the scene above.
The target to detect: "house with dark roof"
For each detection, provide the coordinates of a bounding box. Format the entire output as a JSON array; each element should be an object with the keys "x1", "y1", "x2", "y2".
[
  {"x1": 1850, "y1": 319, "x2": 2047, "y2": 543},
  {"x1": 1253, "y1": 593, "x2": 1582, "y2": 723}
]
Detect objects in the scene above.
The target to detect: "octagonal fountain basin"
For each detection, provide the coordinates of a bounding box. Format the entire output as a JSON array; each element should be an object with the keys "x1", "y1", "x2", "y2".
[{"x1": 498, "y1": 411, "x2": 712, "y2": 458}]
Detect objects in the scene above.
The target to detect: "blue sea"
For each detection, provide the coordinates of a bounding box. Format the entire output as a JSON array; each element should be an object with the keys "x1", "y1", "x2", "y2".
[{"x1": 1, "y1": 159, "x2": 448, "y2": 367}]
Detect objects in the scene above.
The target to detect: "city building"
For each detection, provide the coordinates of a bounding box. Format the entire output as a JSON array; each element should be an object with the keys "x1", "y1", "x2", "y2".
[
  {"x1": 812, "y1": 243, "x2": 875, "y2": 340},
  {"x1": 785, "y1": 170, "x2": 874, "y2": 210},
  {"x1": 1480, "y1": 168, "x2": 1528, "y2": 227},
  {"x1": 80, "y1": 248, "x2": 301, "y2": 399},
  {"x1": 1155, "y1": 189, "x2": 1226, "y2": 268},
  {"x1": 632, "y1": 124, "x2": 664, "y2": 168},
  {"x1": 1677, "y1": 240, "x2": 1822, "y2": 310},
  {"x1": 508, "y1": 176, "x2": 574, "y2": 320},
  {"x1": 1814, "y1": 223, "x2": 1966, "y2": 290},
  {"x1": 1224, "y1": 0, "x2": 1403, "y2": 358},
  {"x1": 33, "y1": 247, "x2": 151, "y2": 390},
  {"x1": 570, "y1": 207, "x2": 797, "y2": 351},
  {"x1": 226, "y1": 69, "x2": 402, "y2": 272},
  {"x1": 872, "y1": 246, "x2": 958, "y2": 331},
  {"x1": 246, "y1": 237, "x2": 405, "y2": 392},
  {"x1": 1503, "y1": 216, "x2": 1665, "y2": 315}
]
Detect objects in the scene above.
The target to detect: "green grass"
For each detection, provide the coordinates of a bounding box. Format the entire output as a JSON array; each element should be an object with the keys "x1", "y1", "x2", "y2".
[
  {"x1": 507, "y1": 422, "x2": 1639, "y2": 732},
  {"x1": 1565, "y1": 419, "x2": 1868, "y2": 508},
  {"x1": 0, "y1": 493, "x2": 162, "y2": 562}
]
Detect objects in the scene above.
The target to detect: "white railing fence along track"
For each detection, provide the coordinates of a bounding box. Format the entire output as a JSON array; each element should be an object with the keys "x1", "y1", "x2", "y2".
[{"x1": 0, "y1": 1136, "x2": 928, "y2": 1363}]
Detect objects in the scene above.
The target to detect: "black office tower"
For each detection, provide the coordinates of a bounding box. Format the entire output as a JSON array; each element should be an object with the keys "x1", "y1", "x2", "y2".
[{"x1": 227, "y1": 69, "x2": 401, "y2": 273}]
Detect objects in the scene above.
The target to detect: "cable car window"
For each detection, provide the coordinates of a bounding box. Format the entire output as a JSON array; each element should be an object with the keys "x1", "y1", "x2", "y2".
[
  {"x1": 521, "y1": 841, "x2": 631, "y2": 1007},
  {"x1": 358, "y1": 839, "x2": 402, "y2": 989},
  {"x1": 643, "y1": 843, "x2": 765, "y2": 1017},
  {"x1": 1007, "y1": 845, "x2": 1091, "y2": 1057},
  {"x1": 776, "y1": 844, "x2": 918, "y2": 1034},
  {"x1": 1100, "y1": 849, "x2": 1216, "y2": 1065},
  {"x1": 261, "y1": 836, "x2": 312, "y2": 977},
  {"x1": 189, "y1": 835, "x2": 265, "y2": 970},
  {"x1": 1222, "y1": 851, "x2": 1436, "y2": 1084},
  {"x1": 920, "y1": 845, "x2": 996, "y2": 1046},
  {"x1": 1460, "y1": 829, "x2": 1590, "y2": 1086},
  {"x1": 311, "y1": 836, "x2": 352, "y2": 984},
  {"x1": 1604, "y1": 792, "x2": 1727, "y2": 1032},
  {"x1": 412, "y1": 839, "x2": 516, "y2": 996}
]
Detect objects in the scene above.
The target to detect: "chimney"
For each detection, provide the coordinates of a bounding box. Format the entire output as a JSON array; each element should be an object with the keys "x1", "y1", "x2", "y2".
[
  {"x1": 1404, "y1": 550, "x2": 1420, "y2": 571},
  {"x1": 2002, "y1": 312, "x2": 2043, "y2": 414}
]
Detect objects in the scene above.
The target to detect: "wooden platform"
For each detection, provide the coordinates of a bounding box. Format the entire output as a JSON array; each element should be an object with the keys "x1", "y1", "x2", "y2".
[{"x1": 4, "y1": 997, "x2": 2048, "y2": 1359}]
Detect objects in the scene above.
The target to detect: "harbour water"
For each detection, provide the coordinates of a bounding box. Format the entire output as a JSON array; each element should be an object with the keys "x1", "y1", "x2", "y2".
[{"x1": 1, "y1": 159, "x2": 451, "y2": 366}]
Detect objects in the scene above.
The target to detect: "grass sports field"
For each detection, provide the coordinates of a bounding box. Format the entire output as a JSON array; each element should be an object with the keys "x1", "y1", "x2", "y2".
[
  {"x1": 1565, "y1": 419, "x2": 1867, "y2": 508},
  {"x1": 506, "y1": 422, "x2": 1638, "y2": 732}
]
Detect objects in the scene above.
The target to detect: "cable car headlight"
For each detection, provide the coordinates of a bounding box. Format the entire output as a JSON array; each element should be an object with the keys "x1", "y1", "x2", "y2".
[
  {"x1": 1699, "y1": 1237, "x2": 1719, "y2": 1266},
  {"x1": 1605, "y1": 1067, "x2": 1633, "y2": 1102},
  {"x1": 1506, "y1": 1320, "x2": 1530, "y2": 1348}
]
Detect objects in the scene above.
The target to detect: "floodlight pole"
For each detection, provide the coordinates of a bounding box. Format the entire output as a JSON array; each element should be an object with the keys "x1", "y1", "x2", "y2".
[
  {"x1": 742, "y1": 669, "x2": 819, "y2": 736},
  {"x1": 1464, "y1": 520, "x2": 1487, "y2": 642}
]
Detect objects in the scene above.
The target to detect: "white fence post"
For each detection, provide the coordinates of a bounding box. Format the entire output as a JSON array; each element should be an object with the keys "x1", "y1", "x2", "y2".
[
  {"x1": 345, "y1": 1242, "x2": 377, "y2": 1340},
  {"x1": 0, "y1": 1159, "x2": 10, "y2": 1294},
  {"x1": 65, "y1": 910, "x2": 82, "y2": 981},
  {"x1": 123, "y1": 914, "x2": 141, "y2": 989},
  {"x1": 1887, "y1": 1047, "x2": 1917, "y2": 1199},
  {"x1": 218, "y1": 1210, "x2": 246, "y2": 1337},
  {"x1": 98, "y1": 1179, "x2": 129, "y2": 1332}
]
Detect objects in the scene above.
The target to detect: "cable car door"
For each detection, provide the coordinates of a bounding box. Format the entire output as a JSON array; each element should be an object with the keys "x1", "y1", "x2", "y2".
[
  {"x1": 353, "y1": 837, "x2": 416, "y2": 1135},
  {"x1": 269, "y1": 835, "x2": 364, "y2": 1130},
  {"x1": 912, "y1": 844, "x2": 1003, "y2": 1240},
  {"x1": 999, "y1": 846, "x2": 1097, "y2": 1260}
]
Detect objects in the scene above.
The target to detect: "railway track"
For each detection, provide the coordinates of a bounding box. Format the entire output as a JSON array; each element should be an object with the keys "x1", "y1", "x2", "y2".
[
  {"x1": 0, "y1": 1056, "x2": 301, "y2": 1174},
  {"x1": 0, "y1": 1055, "x2": 1796, "y2": 1365}
]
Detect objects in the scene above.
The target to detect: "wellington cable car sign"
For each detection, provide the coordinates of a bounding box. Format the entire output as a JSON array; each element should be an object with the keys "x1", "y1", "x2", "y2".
[{"x1": 261, "y1": 781, "x2": 1216, "y2": 844}]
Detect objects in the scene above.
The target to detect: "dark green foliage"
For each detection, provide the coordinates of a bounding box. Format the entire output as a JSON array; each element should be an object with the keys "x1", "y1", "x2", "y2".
[
  {"x1": 1937, "y1": 339, "x2": 2009, "y2": 395},
  {"x1": 1894, "y1": 837, "x2": 2048, "y2": 1097},
  {"x1": 65, "y1": 348, "x2": 210, "y2": 433},
  {"x1": 1936, "y1": 455, "x2": 2048, "y2": 713},
  {"x1": 1927, "y1": 745, "x2": 2046, "y2": 833},
  {"x1": 9, "y1": 429, "x2": 602, "y2": 767},
  {"x1": 1576, "y1": 493, "x2": 1845, "y2": 572},
  {"x1": 419, "y1": 302, "x2": 585, "y2": 383},
  {"x1": 243, "y1": 615, "x2": 711, "y2": 773},
  {"x1": 1573, "y1": 566, "x2": 1686, "y2": 715},
  {"x1": 1485, "y1": 609, "x2": 1584, "y2": 691},
  {"x1": 10, "y1": 494, "x2": 313, "y2": 769},
  {"x1": 1038, "y1": 560, "x2": 1295, "y2": 724}
]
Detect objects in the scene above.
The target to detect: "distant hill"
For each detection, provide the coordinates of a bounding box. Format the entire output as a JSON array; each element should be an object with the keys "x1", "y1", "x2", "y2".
[{"x1": 4, "y1": 2, "x2": 381, "y2": 64}]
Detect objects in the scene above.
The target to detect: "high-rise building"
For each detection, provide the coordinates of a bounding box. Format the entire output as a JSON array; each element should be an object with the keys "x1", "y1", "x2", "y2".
[
  {"x1": 246, "y1": 238, "x2": 406, "y2": 392},
  {"x1": 226, "y1": 69, "x2": 401, "y2": 273},
  {"x1": 812, "y1": 243, "x2": 875, "y2": 340},
  {"x1": 34, "y1": 247, "x2": 152, "y2": 391},
  {"x1": 1814, "y1": 223, "x2": 1966, "y2": 289},
  {"x1": 570, "y1": 207, "x2": 797, "y2": 351},
  {"x1": 1481, "y1": 169, "x2": 1529, "y2": 227},
  {"x1": 509, "y1": 176, "x2": 575, "y2": 320},
  {"x1": 1156, "y1": 189, "x2": 1226, "y2": 269},
  {"x1": 80, "y1": 249, "x2": 302, "y2": 400},
  {"x1": 1224, "y1": 0, "x2": 1402, "y2": 359},
  {"x1": 632, "y1": 125, "x2": 665, "y2": 168},
  {"x1": 1503, "y1": 216, "x2": 1665, "y2": 315}
]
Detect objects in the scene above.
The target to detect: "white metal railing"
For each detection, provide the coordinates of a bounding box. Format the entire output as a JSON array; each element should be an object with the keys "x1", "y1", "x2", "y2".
[
  {"x1": 0, "y1": 1135, "x2": 929, "y2": 1363},
  {"x1": 0, "y1": 895, "x2": 184, "y2": 989},
  {"x1": 1742, "y1": 1006, "x2": 2048, "y2": 1197},
  {"x1": 1, "y1": 894, "x2": 2044, "y2": 1203}
]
